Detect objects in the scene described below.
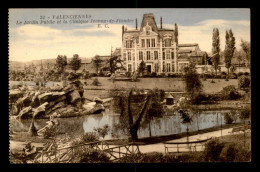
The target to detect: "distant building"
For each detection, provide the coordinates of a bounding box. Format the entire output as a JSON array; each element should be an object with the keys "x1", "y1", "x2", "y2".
[{"x1": 120, "y1": 13, "x2": 210, "y2": 74}]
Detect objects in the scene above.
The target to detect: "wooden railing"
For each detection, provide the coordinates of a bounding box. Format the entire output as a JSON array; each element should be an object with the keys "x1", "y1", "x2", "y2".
[
  {"x1": 33, "y1": 141, "x2": 140, "y2": 163},
  {"x1": 164, "y1": 137, "x2": 212, "y2": 154}
]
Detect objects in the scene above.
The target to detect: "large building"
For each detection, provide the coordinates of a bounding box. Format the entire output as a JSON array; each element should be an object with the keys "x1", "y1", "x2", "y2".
[{"x1": 121, "y1": 13, "x2": 210, "y2": 74}]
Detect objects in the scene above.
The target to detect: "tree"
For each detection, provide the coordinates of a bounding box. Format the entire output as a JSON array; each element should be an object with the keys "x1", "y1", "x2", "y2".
[
  {"x1": 92, "y1": 55, "x2": 103, "y2": 73},
  {"x1": 105, "y1": 55, "x2": 125, "y2": 74},
  {"x1": 224, "y1": 30, "x2": 236, "y2": 80},
  {"x1": 69, "y1": 54, "x2": 81, "y2": 73},
  {"x1": 174, "y1": 23, "x2": 178, "y2": 45},
  {"x1": 183, "y1": 63, "x2": 203, "y2": 100},
  {"x1": 138, "y1": 60, "x2": 146, "y2": 76},
  {"x1": 55, "y1": 55, "x2": 67, "y2": 81},
  {"x1": 111, "y1": 88, "x2": 164, "y2": 141},
  {"x1": 240, "y1": 40, "x2": 250, "y2": 68},
  {"x1": 212, "y1": 28, "x2": 221, "y2": 77}
]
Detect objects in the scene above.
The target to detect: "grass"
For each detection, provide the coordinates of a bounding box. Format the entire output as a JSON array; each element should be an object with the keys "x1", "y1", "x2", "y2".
[{"x1": 81, "y1": 77, "x2": 238, "y2": 98}]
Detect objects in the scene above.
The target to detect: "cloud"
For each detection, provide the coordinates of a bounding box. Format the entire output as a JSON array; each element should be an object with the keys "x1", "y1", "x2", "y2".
[
  {"x1": 164, "y1": 19, "x2": 250, "y2": 53},
  {"x1": 9, "y1": 19, "x2": 250, "y2": 62}
]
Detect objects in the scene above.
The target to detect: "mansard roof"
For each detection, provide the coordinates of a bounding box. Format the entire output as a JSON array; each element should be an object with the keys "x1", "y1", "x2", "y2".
[{"x1": 140, "y1": 13, "x2": 159, "y2": 33}]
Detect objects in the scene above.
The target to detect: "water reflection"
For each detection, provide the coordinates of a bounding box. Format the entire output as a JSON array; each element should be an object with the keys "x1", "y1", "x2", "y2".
[{"x1": 10, "y1": 110, "x2": 239, "y2": 140}]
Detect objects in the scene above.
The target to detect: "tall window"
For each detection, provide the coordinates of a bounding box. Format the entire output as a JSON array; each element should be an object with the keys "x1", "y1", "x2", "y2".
[
  {"x1": 128, "y1": 52, "x2": 131, "y2": 61},
  {"x1": 146, "y1": 39, "x2": 150, "y2": 47},
  {"x1": 165, "y1": 39, "x2": 171, "y2": 47},
  {"x1": 166, "y1": 63, "x2": 171, "y2": 72},
  {"x1": 166, "y1": 50, "x2": 170, "y2": 59},
  {"x1": 141, "y1": 39, "x2": 145, "y2": 47},
  {"x1": 163, "y1": 62, "x2": 165, "y2": 72},
  {"x1": 123, "y1": 53, "x2": 126, "y2": 60},
  {"x1": 155, "y1": 63, "x2": 159, "y2": 72},
  {"x1": 128, "y1": 64, "x2": 132, "y2": 72},
  {"x1": 151, "y1": 39, "x2": 155, "y2": 47},
  {"x1": 139, "y1": 51, "x2": 143, "y2": 60},
  {"x1": 154, "y1": 51, "x2": 158, "y2": 60},
  {"x1": 163, "y1": 52, "x2": 165, "y2": 60},
  {"x1": 126, "y1": 40, "x2": 132, "y2": 48},
  {"x1": 171, "y1": 51, "x2": 174, "y2": 59},
  {"x1": 147, "y1": 51, "x2": 150, "y2": 60},
  {"x1": 172, "y1": 63, "x2": 175, "y2": 72}
]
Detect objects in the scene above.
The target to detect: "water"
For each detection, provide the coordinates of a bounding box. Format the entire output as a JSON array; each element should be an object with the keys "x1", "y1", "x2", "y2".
[
  {"x1": 10, "y1": 109, "x2": 240, "y2": 140},
  {"x1": 9, "y1": 81, "x2": 61, "y2": 87}
]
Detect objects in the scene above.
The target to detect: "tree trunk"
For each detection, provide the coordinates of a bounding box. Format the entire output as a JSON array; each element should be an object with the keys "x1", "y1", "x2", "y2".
[
  {"x1": 129, "y1": 127, "x2": 138, "y2": 141},
  {"x1": 149, "y1": 119, "x2": 152, "y2": 137}
]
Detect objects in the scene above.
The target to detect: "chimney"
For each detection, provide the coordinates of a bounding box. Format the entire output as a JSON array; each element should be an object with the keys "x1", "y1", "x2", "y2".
[
  {"x1": 160, "y1": 17, "x2": 162, "y2": 29},
  {"x1": 122, "y1": 25, "x2": 124, "y2": 41},
  {"x1": 136, "y1": 18, "x2": 138, "y2": 30}
]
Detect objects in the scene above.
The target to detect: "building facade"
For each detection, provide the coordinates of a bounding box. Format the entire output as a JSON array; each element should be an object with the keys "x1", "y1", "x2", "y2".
[{"x1": 121, "y1": 13, "x2": 210, "y2": 74}]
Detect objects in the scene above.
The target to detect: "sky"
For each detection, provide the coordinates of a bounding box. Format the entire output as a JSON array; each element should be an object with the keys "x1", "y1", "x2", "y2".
[{"x1": 9, "y1": 8, "x2": 250, "y2": 62}]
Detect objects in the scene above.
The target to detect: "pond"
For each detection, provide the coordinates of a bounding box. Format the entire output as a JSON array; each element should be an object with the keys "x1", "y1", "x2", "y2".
[{"x1": 10, "y1": 109, "x2": 241, "y2": 140}]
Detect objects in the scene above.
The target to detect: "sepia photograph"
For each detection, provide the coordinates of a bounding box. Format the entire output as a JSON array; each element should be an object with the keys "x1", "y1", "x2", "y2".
[{"x1": 8, "y1": 8, "x2": 251, "y2": 163}]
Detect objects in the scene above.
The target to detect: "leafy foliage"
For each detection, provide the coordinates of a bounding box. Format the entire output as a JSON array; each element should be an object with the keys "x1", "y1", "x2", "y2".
[
  {"x1": 239, "y1": 106, "x2": 251, "y2": 120},
  {"x1": 212, "y1": 28, "x2": 221, "y2": 76},
  {"x1": 92, "y1": 55, "x2": 103, "y2": 73},
  {"x1": 183, "y1": 63, "x2": 203, "y2": 100},
  {"x1": 92, "y1": 78, "x2": 101, "y2": 86},
  {"x1": 138, "y1": 60, "x2": 146, "y2": 76},
  {"x1": 93, "y1": 125, "x2": 110, "y2": 139},
  {"x1": 69, "y1": 54, "x2": 81, "y2": 73},
  {"x1": 220, "y1": 85, "x2": 240, "y2": 100},
  {"x1": 224, "y1": 30, "x2": 236, "y2": 78}
]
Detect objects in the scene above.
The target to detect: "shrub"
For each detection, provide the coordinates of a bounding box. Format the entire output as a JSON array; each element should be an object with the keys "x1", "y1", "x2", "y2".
[
  {"x1": 244, "y1": 72, "x2": 249, "y2": 76},
  {"x1": 237, "y1": 72, "x2": 243, "y2": 77},
  {"x1": 67, "y1": 72, "x2": 79, "y2": 81},
  {"x1": 92, "y1": 78, "x2": 101, "y2": 86},
  {"x1": 99, "y1": 71, "x2": 105, "y2": 77},
  {"x1": 80, "y1": 132, "x2": 99, "y2": 143},
  {"x1": 220, "y1": 85, "x2": 241, "y2": 100},
  {"x1": 230, "y1": 73, "x2": 237, "y2": 79},
  {"x1": 79, "y1": 149, "x2": 111, "y2": 163},
  {"x1": 151, "y1": 72, "x2": 157, "y2": 77},
  {"x1": 238, "y1": 75, "x2": 250, "y2": 91},
  {"x1": 219, "y1": 143, "x2": 251, "y2": 162},
  {"x1": 93, "y1": 125, "x2": 110, "y2": 139},
  {"x1": 239, "y1": 106, "x2": 251, "y2": 120},
  {"x1": 221, "y1": 72, "x2": 227, "y2": 75},
  {"x1": 224, "y1": 112, "x2": 234, "y2": 124},
  {"x1": 90, "y1": 73, "x2": 98, "y2": 77},
  {"x1": 125, "y1": 71, "x2": 131, "y2": 77},
  {"x1": 204, "y1": 138, "x2": 225, "y2": 161}
]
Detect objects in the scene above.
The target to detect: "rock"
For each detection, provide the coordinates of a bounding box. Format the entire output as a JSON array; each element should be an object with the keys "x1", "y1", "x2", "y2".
[
  {"x1": 67, "y1": 90, "x2": 81, "y2": 104},
  {"x1": 52, "y1": 101, "x2": 66, "y2": 111},
  {"x1": 9, "y1": 90, "x2": 23, "y2": 103},
  {"x1": 17, "y1": 106, "x2": 32, "y2": 119},
  {"x1": 56, "y1": 106, "x2": 79, "y2": 117},
  {"x1": 82, "y1": 102, "x2": 105, "y2": 114},
  {"x1": 16, "y1": 96, "x2": 32, "y2": 109},
  {"x1": 33, "y1": 102, "x2": 48, "y2": 119},
  {"x1": 62, "y1": 84, "x2": 74, "y2": 94},
  {"x1": 48, "y1": 95, "x2": 66, "y2": 108},
  {"x1": 28, "y1": 120, "x2": 38, "y2": 136},
  {"x1": 93, "y1": 97, "x2": 103, "y2": 104},
  {"x1": 38, "y1": 92, "x2": 53, "y2": 104},
  {"x1": 50, "y1": 85, "x2": 63, "y2": 92}
]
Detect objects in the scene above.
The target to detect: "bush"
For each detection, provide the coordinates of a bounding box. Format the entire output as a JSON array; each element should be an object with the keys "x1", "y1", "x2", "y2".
[
  {"x1": 92, "y1": 78, "x2": 101, "y2": 86},
  {"x1": 224, "y1": 112, "x2": 234, "y2": 124},
  {"x1": 204, "y1": 138, "x2": 225, "y2": 161},
  {"x1": 80, "y1": 132, "x2": 99, "y2": 143},
  {"x1": 230, "y1": 73, "x2": 237, "y2": 79},
  {"x1": 237, "y1": 72, "x2": 244, "y2": 77},
  {"x1": 78, "y1": 149, "x2": 111, "y2": 163},
  {"x1": 220, "y1": 85, "x2": 241, "y2": 100},
  {"x1": 89, "y1": 73, "x2": 98, "y2": 77},
  {"x1": 239, "y1": 106, "x2": 251, "y2": 120},
  {"x1": 219, "y1": 143, "x2": 251, "y2": 162},
  {"x1": 244, "y1": 72, "x2": 249, "y2": 76},
  {"x1": 238, "y1": 75, "x2": 250, "y2": 91},
  {"x1": 67, "y1": 72, "x2": 79, "y2": 81},
  {"x1": 151, "y1": 72, "x2": 157, "y2": 77},
  {"x1": 99, "y1": 71, "x2": 105, "y2": 77},
  {"x1": 125, "y1": 71, "x2": 131, "y2": 77}
]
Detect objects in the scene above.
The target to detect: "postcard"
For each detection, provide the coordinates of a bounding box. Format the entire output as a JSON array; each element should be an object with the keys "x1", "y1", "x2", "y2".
[{"x1": 9, "y1": 8, "x2": 251, "y2": 163}]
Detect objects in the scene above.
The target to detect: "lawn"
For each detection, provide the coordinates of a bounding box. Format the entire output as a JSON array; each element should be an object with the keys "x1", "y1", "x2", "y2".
[{"x1": 81, "y1": 77, "x2": 238, "y2": 94}]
